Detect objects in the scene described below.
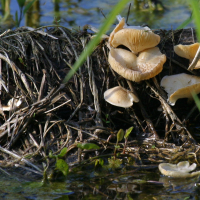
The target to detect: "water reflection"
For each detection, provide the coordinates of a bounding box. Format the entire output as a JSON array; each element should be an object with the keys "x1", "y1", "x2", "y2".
[{"x1": 0, "y1": 0, "x2": 192, "y2": 30}]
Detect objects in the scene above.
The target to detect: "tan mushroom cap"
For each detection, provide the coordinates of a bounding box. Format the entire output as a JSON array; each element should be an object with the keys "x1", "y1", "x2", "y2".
[
  {"x1": 160, "y1": 73, "x2": 200, "y2": 106},
  {"x1": 109, "y1": 17, "x2": 160, "y2": 54},
  {"x1": 108, "y1": 47, "x2": 166, "y2": 82},
  {"x1": 174, "y1": 43, "x2": 200, "y2": 69},
  {"x1": 158, "y1": 161, "x2": 200, "y2": 178},
  {"x1": 104, "y1": 86, "x2": 139, "y2": 108}
]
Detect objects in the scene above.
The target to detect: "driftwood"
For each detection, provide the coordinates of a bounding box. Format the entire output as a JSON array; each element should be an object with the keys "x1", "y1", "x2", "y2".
[{"x1": 0, "y1": 25, "x2": 199, "y2": 176}]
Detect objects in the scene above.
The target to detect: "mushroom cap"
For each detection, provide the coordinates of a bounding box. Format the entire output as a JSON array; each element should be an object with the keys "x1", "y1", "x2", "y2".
[
  {"x1": 109, "y1": 17, "x2": 160, "y2": 54},
  {"x1": 104, "y1": 86, "x2": 139, "y2": 108},
  {"x1": 174, "y1": 43, "x2": 200, "y2": 69},
  {"x1": 158, "y1": 161, "x2": 200, "y2": 178},
  {"x1": 160, "y1": 73, "x2": 200, "y2": 106},
  {"x1": 108, "y1": 47, "x2": 166, "y2": 82}
]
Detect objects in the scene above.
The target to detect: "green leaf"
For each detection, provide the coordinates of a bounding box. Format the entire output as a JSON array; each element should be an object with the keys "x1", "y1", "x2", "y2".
[
  {"x1": 23, "y1": 0, "x2": 36, "y2": 14},
  {"x1": 58, "y1": 147, "x2": 68, "y2": 158},
  {"x1": 56, "y1": 159, "x2": 69, "y2": 176},
  {"x1": 117, "y1": 129, "x2": 124, "y2": 143},
  {"x1": 17, "y1": 0, "x2": 26, "y2": 8},
  {"x1": 95, "y1": 158, "x2": 104, "y2": 167},
  {"x1": 49, "y1": 151, "x2": 56, "y2": 159},
  {"x1": 124, "y1": 127, "x2": 133, "y2": 139},
  {"x1": 77, "y1": 143, "x2": 100, "y2": 150},
  {"x1": 114, "y1": 145, "x2": 120, "y2": 149},
  {"x1": 63, "y1": 0, "x2": 130, "y2": 83}
]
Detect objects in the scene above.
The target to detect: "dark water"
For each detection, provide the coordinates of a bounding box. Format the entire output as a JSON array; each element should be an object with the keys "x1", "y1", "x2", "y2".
[
  {"x1": 1, "y1": 166, "x2": 200, "y2": 199},
  {"x1": 8, "y1": 0, "x2": 192, "y2": 30}
]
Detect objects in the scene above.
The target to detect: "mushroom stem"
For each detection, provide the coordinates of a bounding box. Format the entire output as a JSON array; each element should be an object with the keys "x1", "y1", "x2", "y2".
[
  {"x1": 127, "y1": 80, "x2": 159, "y2": 139},
  {"x1": 188, "y1": 45, "x2": 200, "y2": 71}
]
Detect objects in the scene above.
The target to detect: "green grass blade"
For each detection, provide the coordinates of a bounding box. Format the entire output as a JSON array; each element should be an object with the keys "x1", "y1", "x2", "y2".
[
  {"x1": 63, "y1": 0, "x2": 130, "y2": 84},
  {"x1": 191, "y1": 91, "x2": 200, "y2": 112},
  {"x1": 176, "y1": 15, "x2": 193, "y2": 30},
  {"x1": 191, "y1": 0, "x2": 200, "y2": 41}
]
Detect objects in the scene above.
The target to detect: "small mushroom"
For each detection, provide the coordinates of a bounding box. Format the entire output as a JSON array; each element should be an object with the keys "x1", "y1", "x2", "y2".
[
  {"x1": 108, "y1": 47, "x2": 166, "y2": 82},
  {"x1": 109, "y1": 17, "x2": 160, "y2": 54},
  {"x1": 174, "y1": 43, "x2": 200, "y2": 69},
  {"x1": 2, "y1": 97, "x2": 24, "y2": 111},
  {"x1": 158, "y1": 161, "x2": 200, "y2": 178},
  {"x1": 104, "y1": 86, "x2": 139, "y2": 108},
  {"x1": 160, "y1": 73, "x2": 200, "y2": 106}
]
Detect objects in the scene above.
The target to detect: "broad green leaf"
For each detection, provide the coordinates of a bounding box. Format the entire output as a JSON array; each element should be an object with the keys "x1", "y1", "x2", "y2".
[
  {"x1": 124, "y1": 127, "x2": 133, "y2": 139},
  {"x1": 56, "y1": 159, "x2": 69, "y2": 176},
  {"x1": 63, "y1": 0, "x2": 130, "y2": 83},
  {"x1": 114, "y1": 145, "x2": 120, "y2": 149},
  {"x1": 17, "y1": 0, "x2": 26, "y2": 8},
  {"x1": 23, "y1": 0, "x2": 36, "y2": 14},
  {"x1": 58, "y1": 147, "x2": 68, "y2": 158},
  {"x1": 77, "y1": 143, "x2": 100, "y2": 150},
  {"x1": 117, "y1": 129, "x2": 124, "y2": 143}
]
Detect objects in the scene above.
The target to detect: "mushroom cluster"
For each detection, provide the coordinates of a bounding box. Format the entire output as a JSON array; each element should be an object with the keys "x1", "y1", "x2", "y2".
[{"x1": 104, "y1": 15, "x2": 166, "y2": 108}]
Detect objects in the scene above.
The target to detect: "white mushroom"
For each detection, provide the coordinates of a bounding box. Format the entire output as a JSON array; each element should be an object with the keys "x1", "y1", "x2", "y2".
[
  {"x1": 104, "y1": 86, "x2": 139, "y2": 108},
  {"x1": 160, "y1": 73, "x2": 200, "y2": 106},
  {"x1": 159, "y1": 161, "x2": 200, "y2": 178},
  {"x1": 108, "y1": 47, "x2": 166, "y2": 82}
]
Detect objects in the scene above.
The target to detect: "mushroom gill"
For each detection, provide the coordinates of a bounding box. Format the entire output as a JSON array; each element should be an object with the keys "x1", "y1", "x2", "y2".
[{"x1": 108, "y1": 47, "x2": 166, "y2": 82}]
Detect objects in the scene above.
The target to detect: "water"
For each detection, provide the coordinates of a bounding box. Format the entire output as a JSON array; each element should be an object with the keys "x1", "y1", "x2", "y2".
[
  {"x1": 8, "y1": 0, "x2": 193, "y2": 30},
  {"x1": 1, "y1": 167, "x2": 200, "y2": 199}
]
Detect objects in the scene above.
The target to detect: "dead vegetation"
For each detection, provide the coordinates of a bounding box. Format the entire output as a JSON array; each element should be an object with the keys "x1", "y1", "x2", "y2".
[{"x1": 0, "y1": 25, "x2": 199, "y2": 176}]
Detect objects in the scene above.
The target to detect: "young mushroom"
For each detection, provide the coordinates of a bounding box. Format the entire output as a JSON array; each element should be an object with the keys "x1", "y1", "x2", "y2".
[
  {"x1": 158, "y1": 161, "x2": 200, "y2": 178},
  {"x1": 104, "y1": 86, "x2": 139, "y2": 108},
  {"x1": 109, "y1": 17, "x2": 160, "y2": 54},
  {"x1": 160, "y1": 73, "x2": 200, "y2": 106},
  {"x1": 108, "y1": 47, "x2": 166, "y2": 82},
  {"x1": 2, "y1": 97, "x2": 24, "y2": 111},
  {"x1": 174, "y1": 43, "x2": 200, "y2": 69}
]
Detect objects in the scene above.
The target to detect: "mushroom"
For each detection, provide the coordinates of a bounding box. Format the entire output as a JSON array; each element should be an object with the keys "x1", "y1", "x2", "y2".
[
  {"x1": 108, "y1": 47, "x2": 166, "y2": 82},
  {"x1": 109, "y1": 17, "x2": 160, "y2": 54},
  {"x1": 160, "y1": 73, "x2": 200, "y2": 106},
  {"x1": 174, "y1": 43, "x2": 200, "y2": 69},
  {"x1": 104, "y1": 86, "x2": 139, "y2": 108},
  {"x1": 158, "y1": 161, "x2": 200, "y2": 178},
  {"x1": 2, "y1": 97, "x2": 24, "y2": 111}
]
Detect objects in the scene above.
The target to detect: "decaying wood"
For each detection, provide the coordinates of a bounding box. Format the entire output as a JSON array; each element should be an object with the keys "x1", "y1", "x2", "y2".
[{"x1": 0, "y1": 25, "x2": 199, "y2": 176}]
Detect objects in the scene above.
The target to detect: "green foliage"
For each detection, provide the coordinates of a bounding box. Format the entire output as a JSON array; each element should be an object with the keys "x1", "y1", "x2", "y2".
[
  {"x1": 58, "y1": 147, "x2": 68, "y2": 158},
  {"x1": 191, "y1": 0, "x2": 200, "y2": 41},
  {"x1": 117, "y1": 129, "x2": 124, "y2": 143},
  {"x1": 55, "y1": 159, "x2": 69, "y2": 176},
  {"x1": 77, "y1": 143, "x2": 100, "y2": 150},
  {"x1": 95, "y1": 158, "x2": 104, "y2": 167},
  {"x1": 15, "y1": 0, "x2": 36, "y2": 27},
  {"x1": 48, "y1": 147, "x2": 69, "y2": 180},
  {"x1": 17, "y1": 0, "x2": 26, "y2": 8},
  {"x1": 191, "y1": 91, "x2": 200, "y2": 111},
  {"x1": 63, "y1": 0, "x2": 130, "y2": 84},
  {"x1": 106, "y1": 156, "x2": 122, "y2": 170},
  {"x1": 124, "y1": 127, "x2": 133, "y2": 139}
]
